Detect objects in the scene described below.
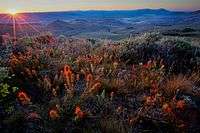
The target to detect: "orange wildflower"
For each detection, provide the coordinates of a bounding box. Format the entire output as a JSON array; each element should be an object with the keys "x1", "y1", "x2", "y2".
[
  {"x1": 176, "y1": 100, "x2": 186, "y2": 110},
  {"x1": 162, "y1": 103, "x2": 172, "y2": 113},
  {"x1": 63, "y1": 65, "x2": 74, "y2": 89},
  {"x1": 64, "y1": 67, "x2": 72, "y2": 80},
  {"x1": 145, "y1": 96, "x2": 156, "y2": 105},
  {"x1": 49, "y1": 109, "x2": 59, "y2": 120},
  {"x1": 90, "y1": 82, "x2": 101, "y2": 93},
  {"x1": 143, "y1": 63, "x2": 149, "y2": 69},
  {"x1": 86, "y1": 73, "x2": 93, "y2": 88},
  {"x1": 86, "y1": 73, "x2": 93, "y2": 82},
  {"x1": 63, "y1": 65, "x2": 71, "y2": 74},
  {"x1": 151, "y1": 81, "x2": 159, "y2": 90},
  {"x1": 17, "y1": 91, "x2": 31, "y2": 105},
  {"x1": 75, "y1": 106, "x2": 85, "y2": 119}
]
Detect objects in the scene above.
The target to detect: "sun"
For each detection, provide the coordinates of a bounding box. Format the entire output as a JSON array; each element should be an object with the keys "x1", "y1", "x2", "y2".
[{"x1": 7, "y1": 9, "x2": 18, "y2": 15}]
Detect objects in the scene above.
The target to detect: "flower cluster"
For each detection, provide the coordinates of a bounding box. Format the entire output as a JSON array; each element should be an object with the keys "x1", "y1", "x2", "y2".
[
  {"x1": 17, "y1": 91, "x2": 31, "y2": 105},
  {"x1": 49, "y1": 109, "x2": 60, "y2": 120},
  {"x1": 1, "y1": 33, "x2": 199, "y2": 132},
  {"x1": 74, "y1": 106, "x2": 85, "y2": 120}
]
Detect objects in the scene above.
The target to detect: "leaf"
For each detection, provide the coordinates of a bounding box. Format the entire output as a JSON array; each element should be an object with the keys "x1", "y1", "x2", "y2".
[
  {"x1": 12, "y1": 87, "x2": 18, "y2": 92},
  {"x1": 0, "y1": 83, "x2": 10, "y2": 97},
  {"x1": 101, "y1": 89, "x2": 106, "y2": 99}
]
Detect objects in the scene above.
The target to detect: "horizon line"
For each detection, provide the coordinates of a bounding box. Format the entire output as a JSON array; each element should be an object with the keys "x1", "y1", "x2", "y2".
[{"x1": 0, "y1": 8, "x2": 199, "y2": 14}]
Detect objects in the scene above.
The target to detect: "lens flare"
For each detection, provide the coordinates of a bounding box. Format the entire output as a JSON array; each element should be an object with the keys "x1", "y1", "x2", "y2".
[{"x1": 7, "y1": 9, "x2": 18, "y2": 15}]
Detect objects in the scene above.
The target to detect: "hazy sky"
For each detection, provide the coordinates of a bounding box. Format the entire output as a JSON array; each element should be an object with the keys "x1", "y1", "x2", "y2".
[{"x1": 0, "y1": 0, "x2": 199, "y2": 13}]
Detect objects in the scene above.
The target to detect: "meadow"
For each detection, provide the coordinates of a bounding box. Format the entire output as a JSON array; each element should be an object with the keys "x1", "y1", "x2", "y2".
[{"x1": 0, "y1": 32, "x2": 200, "y2": 132}]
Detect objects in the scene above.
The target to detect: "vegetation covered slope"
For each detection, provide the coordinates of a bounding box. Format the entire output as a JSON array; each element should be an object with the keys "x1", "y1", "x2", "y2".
[{"x1": 0, "y1": 33, "x2": 200, "y2": 133}]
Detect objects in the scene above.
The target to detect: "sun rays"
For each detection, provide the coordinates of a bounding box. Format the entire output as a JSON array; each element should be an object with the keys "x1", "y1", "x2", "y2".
[
  {"x1": 7, "y1": 9, "x2": 18, "y2": 16},
  {"x1": 2, "y1": 9, "x2": 43, "y2": 44}
]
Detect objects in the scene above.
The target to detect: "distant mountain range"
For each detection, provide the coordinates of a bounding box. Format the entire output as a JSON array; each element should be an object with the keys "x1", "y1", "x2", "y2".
[
  {"x1": 0, "y1": 8, "x2": 199, "y2": 40},
  {"x1": 192, "y1": 10, "x2": 200, "y2": 14},
  {"x1": 0, "y1": 8, "x2": 199, "y2": 23}
]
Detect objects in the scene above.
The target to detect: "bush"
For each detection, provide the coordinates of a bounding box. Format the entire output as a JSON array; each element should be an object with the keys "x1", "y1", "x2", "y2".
[{"x1": 120, "y1": 33, "x2": 200, "y2": 73}]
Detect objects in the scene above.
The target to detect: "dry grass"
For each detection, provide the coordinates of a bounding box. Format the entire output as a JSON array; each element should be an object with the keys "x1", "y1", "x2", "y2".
[
  {"x1": 162, "y1": 74, "x2": 193, "y2": 98},
  {"x1": 189, "y1": 71, "x2": 200, "y2": 86}
]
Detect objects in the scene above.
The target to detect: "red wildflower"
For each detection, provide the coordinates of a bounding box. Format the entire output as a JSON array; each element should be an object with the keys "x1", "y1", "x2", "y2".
[
  {"x1": 17, "y1": 91, "x2": 30, "y2": 105},
  {"x1": 63, "y1": 65, "x2": 71, "y2": 74},
  {"x1": 143, "y1": 63, "x2": 149, "y2": 69},
  {"x1": 162, "y1": 103, "x2": 172, "y2": 113},
  {"x1": 66, "y1": 71, "x2": 72, "y2": 78},
  {"x1": 49, "y1": 109, "x2": 59, "y2": 120},
  {"x1": 64, "y1": 65, "x2": 72, "y2": 78},
  {"x1": 151, "y1": 81, "x2": 159, "y2": 95},
  {"x1": 86, "y1": 74, "x2": 93, "y2": 82},
  {"x1": 145, "y1": 96, "x2": 156, "y2": 105},
  {"x1": 176, "y1": 100, "x2": 186, "y2": 110},
  {"x1": 63, "y1": 65, "x2": 74, "y2": 89},
  {"x1": 143, "y1": 60, "x2": 152, "y2": 69},
  {"x1": 90, "y1": 82, "x2": 101, "y2": 92},
  {"x1": 75, "y1": 106, "x2": 85, "y2": 119},
  {"x1": 151, "y1": 81, "x2": 159, "y2": 90}
]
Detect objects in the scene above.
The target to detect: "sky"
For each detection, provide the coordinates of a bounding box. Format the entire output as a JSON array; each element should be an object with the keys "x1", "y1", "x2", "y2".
[{"x1": 0, "y1": 0, "x2": 199, "y2": 13}]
